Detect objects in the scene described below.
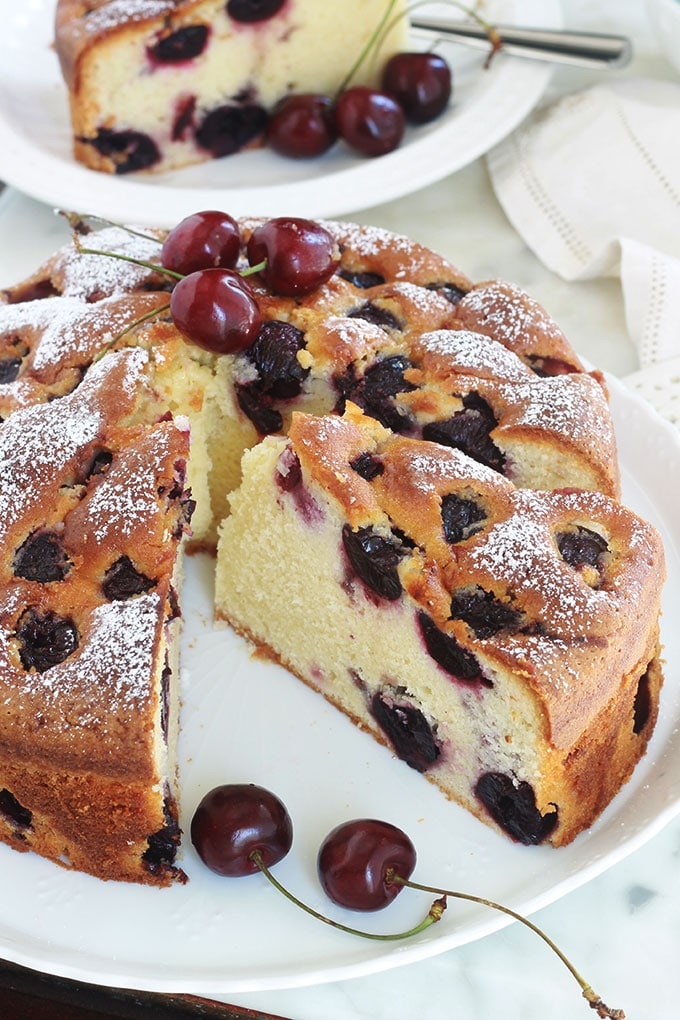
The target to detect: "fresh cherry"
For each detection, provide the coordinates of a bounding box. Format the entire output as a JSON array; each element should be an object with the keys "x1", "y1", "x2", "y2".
[
  {"x1": 246, "y1": 217, "x2": 340, "y2": 296},
  {"x1": 266, "y1": 94, "x2": 337, "y2": 158},
  {"x1": 187, "y1": 783, "x2": 625, "y2": 1016},
  {"x1": 334, "y1": 87, "x2": 405, "y2": 157},
  {"x1": 170, "y1": 268, "x2": 262, "y2": 354},
  {"x1": 381, "y1": 52, "x2": 452, "y2": 124},
  {"x1": 190, "y1": 783, "x2": 293, "y2": 877},
  {"x1": 161, "y1": 210, "x2": 241, "y2": 275},
  {"x1": 317, "y1": 818, "x2": 416, "y2": 911}
]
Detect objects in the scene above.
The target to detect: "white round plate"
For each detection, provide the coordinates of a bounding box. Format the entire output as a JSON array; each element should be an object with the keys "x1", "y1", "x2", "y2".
[
  {"x1": 0, "y1": 235, "x2": 678, "y2": 994},
  {"x1": 0, "y1": 0, "x2": 560, "y2": 226}
]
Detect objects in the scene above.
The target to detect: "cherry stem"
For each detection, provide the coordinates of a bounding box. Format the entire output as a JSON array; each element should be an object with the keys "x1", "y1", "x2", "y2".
[
  {"x1": 240, "y1": 259, "x2": 267, "y2": 277},
  {"x1": 92, "y1": 302, "x2": 171, "y2": 363},
  {"x1": 388, "y1": 872, "x2": 625, "y2": 1018},
  {"x1": 70, "y1": 230, "x2": 268, "y2": 285},
  {"x1": 59, "y1": 209, "x2": 160, "y2": 244},
  {"x1": 380, "y1": 1, "x2": 502, "y2": 69},
  {"x1": 250, "y1": 851, "x2": 445, "y2": 941},
  {"x1": 72, "y1": 241, "x2": 184, "y2": 282},
  {"x1": 335, "y1": 0, "x2": 402, "y2": 96}
]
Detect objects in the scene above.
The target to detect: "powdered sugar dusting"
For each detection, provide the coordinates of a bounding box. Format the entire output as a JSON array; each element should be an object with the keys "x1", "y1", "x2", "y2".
[
  {"x1": 29, "y1": 595, "x2": 162, "y2": 714},
  {"x1": 500, "y1": 375, "x2": 607, "y2": 440},
  {"x1": 405, "y1": 446, "x2": 501, "y2": 490},
  {"x1": 75, "y1": 0, "x2": 176, "y2": 36},
  {"x1": 0, "y1": 295, "x2": 145, "y2": 371},
  {"x1": 0, "y1": 397, "x2": 102, "y2": 544},
  {"x1": 417, "y1": 329, "x2": 529, "y2": 381},
  {"x1": 57, "y1": 228, "x2": 163, "y2": 300},
  {"x1": 86, "y1": 432, "x2": 173, "y2": 542},
  {"x1": 462, "y1": 281, "x2": 564, "y2": 344},
  {"x1": 0, "y1": 348, "x2": 148, "y2": 543},
  {"x1": 466, "y1": 497, "x2": 607, "y2": 630}
]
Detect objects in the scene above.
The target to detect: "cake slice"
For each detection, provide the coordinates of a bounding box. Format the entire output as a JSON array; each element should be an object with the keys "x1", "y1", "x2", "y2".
[
  {"x1": 54, "y1": 0, "x2": 407, "y2": 174},
  {"x1": 215, "y1": 405, "x2": 665, "y2": 846},
  {"x1": 0, "y1": 348, "x2": 194, "y2": 885}
]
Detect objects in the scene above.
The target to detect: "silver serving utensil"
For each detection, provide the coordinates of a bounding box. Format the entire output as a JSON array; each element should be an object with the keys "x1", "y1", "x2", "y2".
[{"x1": 410, "y1": 18, "x2": 632, "y2": 69}]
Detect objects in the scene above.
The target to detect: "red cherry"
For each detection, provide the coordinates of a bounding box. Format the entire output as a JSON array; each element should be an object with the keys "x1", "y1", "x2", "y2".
[
  {"x1": 333, "y1": 87, "x2": 405, "y2": 157},
  {"x1": 170, "y1": 268, "x2": 262, "y2": 354},
  {"x1": 190, "y1": 783, "x2": 293, "y2": 877},
  {"x1": 317, "y1": 818, "x2": 417, "y2": 911},
  {"x1": 381, "y1": 52, "x2": 452, "y2": 124},
  {"x1": 266, "y1": 94, "x2": 337, "y2": 158},
  {"x1": 161, "y1": 210, "x2": 241, "y2": 275},
  {"x1": 246, "y1": 217, "x2": 340, "y2": 296}
]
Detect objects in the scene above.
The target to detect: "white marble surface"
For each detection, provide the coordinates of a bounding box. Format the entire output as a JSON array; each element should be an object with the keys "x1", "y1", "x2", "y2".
[{"x1": 0, "y1": 1, "x2": 678, "y2": 1018}]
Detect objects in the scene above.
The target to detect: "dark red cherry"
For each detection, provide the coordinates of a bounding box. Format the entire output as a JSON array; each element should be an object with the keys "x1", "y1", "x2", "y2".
[
  {"x1": 246, "y1": 217, "x2": 340, "y2": 296},
  {"x1": 148, "y1": 24, "x2": 210, "y2": 64},
  {"x1": 89, "y1": 128, "x2": 160, "y2": 173},
  {"x1": 170, "y1": 268, "x2": 262, "y2": 354},
  {"x1": 381, "y1": 52, "x2": 452, "y2": 124},
  {"x1": 191, "y1": 784, "x2": 293, "y2": 877},
  {"x1": 226, "y1": 0, "x2": 286, "y2": 22},
  {"x1": 334, "y1": 87, "x2": 405, "y2": 157},
  {"x1": 317, "y1": 818, "x2": 416, "y2": 911},
  {"x1": 161, "y1": 210, "x2": 241, "y2": 275},
  {"x1": 266, "y1": 94, "x2": 337, "y2": 158}
]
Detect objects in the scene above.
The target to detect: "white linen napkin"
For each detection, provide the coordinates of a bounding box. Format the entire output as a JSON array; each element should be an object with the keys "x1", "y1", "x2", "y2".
[{"x1": 486, "y1": 77, "x2": 680, "y2": 421}]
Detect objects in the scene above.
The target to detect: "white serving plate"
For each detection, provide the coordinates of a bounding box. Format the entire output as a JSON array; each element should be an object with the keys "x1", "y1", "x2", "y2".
[{"x1": 0, "y1": 209, "x2": 677, "y2": 993}]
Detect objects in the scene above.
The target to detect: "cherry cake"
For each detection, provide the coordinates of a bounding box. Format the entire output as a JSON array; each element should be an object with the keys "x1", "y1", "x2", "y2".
[
  {"x1": 54, "y1": 0, "x2": 407, "y2": 174},
  {"x1": 215, "y1": 405, "x2": 664, "y2": 847},
  {"x1": 0, "y1": 214, "x2": 664, "y2": 883}
]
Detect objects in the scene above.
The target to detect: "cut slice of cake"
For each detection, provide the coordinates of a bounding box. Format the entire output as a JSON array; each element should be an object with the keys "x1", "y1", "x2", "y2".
[
  {"x1": 215, "y1": 405, "x2": 665, "y2": 846},
  {"x1": 0, "y1": 348, "x2": 194, "y2": 885},
  {"x1": 54, "y1": 0, "x2": 407, "y2": 174}
]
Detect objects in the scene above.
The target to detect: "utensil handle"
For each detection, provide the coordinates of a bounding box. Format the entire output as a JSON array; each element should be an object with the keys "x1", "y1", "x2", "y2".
[{"x1": 410, "y1": 19, "x2": 632, "y2": 69}]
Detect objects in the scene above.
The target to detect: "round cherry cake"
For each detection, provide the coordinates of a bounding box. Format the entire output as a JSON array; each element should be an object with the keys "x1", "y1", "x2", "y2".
[{"x1": 0, "y1": 214, "x2": 665, "y2": 883}]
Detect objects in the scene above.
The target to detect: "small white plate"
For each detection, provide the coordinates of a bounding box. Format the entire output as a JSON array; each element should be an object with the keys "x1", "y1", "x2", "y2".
[{"x1": 0, "y1": 0, "x2": 560, "y2": 225}]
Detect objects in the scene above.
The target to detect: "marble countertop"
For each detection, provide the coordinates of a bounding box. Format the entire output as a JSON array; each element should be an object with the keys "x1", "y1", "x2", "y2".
[{"x1": 0, "y1": 1, "x2": 678, "y2": 1018}]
